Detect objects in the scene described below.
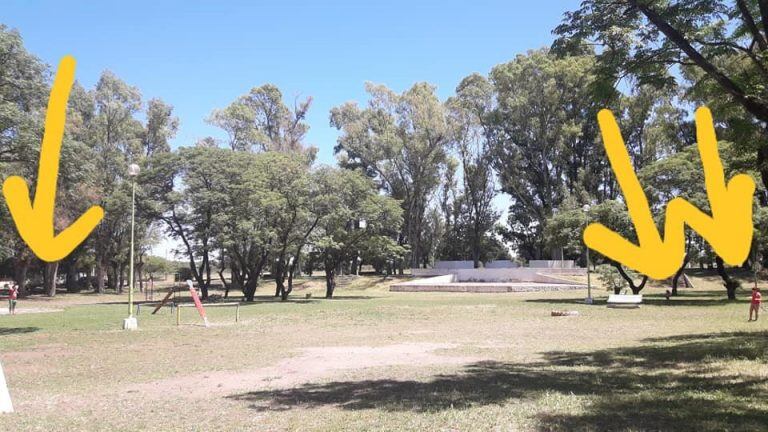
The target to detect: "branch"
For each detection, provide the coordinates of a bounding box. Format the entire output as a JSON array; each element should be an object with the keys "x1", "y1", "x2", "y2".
[
  {"x1": 737, "y1": 0, "x2": 768, "y2": 51},
  {"x1": 630, "y1": 0, "x2": 768, "y2": 122}
]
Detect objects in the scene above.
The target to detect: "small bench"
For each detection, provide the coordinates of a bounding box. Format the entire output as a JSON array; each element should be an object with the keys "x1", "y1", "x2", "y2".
[{"x1": 607, "y1": 294, "x2": 642, "y2": 308}]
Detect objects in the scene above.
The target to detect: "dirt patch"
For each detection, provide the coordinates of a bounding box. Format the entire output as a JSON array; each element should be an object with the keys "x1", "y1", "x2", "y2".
[{"x1": 129, "y1": 342, "x2": 477, "y2": 400}]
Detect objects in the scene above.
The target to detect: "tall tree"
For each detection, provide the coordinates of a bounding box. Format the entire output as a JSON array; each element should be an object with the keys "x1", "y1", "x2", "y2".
[
  {"x1": 447, "y1": 73, "x2": 500, "y2": 268},
  {"x1": 555, "y1": 0, "x2": 768, "y2": 190},
  {"x1": 208, "y1": 84, "x2": 316, "y2": 158},
  {"x1": 0, "y1": 26, "x2": 48, "y2": 295},
  {"x1": 488, "y1": 49, "x2": 602, "y2": 260},
  {"x1": 331, "y1": 82, "x2": 449, "y2": 268}
]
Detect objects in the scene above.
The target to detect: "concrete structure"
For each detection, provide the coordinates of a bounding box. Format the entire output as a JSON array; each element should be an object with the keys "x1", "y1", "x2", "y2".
[
  {"x1": 395, "y1": 266, "x2": 586, "y2": 293},
  {"x1": 484, "y1": 260, "x2": 520, "y2": 269},
  {"x1": 529, "y1": 260, "x2": 576, "y2": 268},
  {"x1": 434, "y1": 260, "x2": 476, "y2": 269},
  {"x1": 391, "y1": 272, "x2": 585, "y2": 293}
]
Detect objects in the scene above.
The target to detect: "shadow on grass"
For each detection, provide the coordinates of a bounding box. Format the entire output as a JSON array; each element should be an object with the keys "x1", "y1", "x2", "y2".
[
  {"x1": 526, "y1": 289, "x2": 744, "y2": 307},
  {"x1": 0, "y1": 326, "x2": 40, "y2": 336},
  {"x1": 228, "y1": 331, "x2": 768, "y2": 431}
]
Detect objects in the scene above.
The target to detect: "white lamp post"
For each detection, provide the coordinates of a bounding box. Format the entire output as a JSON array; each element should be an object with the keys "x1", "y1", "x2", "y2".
[
  {"x1": 582, "y1": 204, "x2": 593, "y2": 304},
  {"x1": 123, "y1": 163, "x2": 140, "y2": 330}
]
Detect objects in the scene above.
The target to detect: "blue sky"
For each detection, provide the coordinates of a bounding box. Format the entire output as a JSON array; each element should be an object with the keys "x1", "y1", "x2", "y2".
[
  {"x1": 3, "y1": 0, "x2": 581, "y2": 257},
  {"x1": 4, "y1": 0, "x2": 580, "y2": 164}
]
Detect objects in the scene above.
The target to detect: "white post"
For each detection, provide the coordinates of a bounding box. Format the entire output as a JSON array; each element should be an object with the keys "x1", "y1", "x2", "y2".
[
  {"x1": 0, "y1": 360, "x2": 13, "y2": 413},
  {"x1": 123, "y1": 164, "x2": 140, "y2": 330}
]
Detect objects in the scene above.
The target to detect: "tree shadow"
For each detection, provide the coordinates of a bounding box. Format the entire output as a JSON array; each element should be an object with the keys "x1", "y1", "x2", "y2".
[
  {"x1": 228, "y1": 331, "x2": 768, "y2": 431},
  {"x1": 0, "y1": 326, "x2": 40, "y2": 336}
]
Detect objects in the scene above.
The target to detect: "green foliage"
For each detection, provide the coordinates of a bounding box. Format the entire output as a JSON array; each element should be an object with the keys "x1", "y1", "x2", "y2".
[
  {"x1": 331, "y1": 82, "x2": 449, "y2": 267},
  {"x1": 487, "y1": 49, "x2": 603, "y2": 260}
]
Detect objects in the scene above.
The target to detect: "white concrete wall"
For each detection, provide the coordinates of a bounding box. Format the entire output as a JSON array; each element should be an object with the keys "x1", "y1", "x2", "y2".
[
  {"x1": 435, "y1": 260, "x2": 477, "y2": 269},
  {"x1": 399, "y1": 274, "x2": 455, "y2": 285},
  {"x1": 410, "y1": 268, "x2": 453, "y2": 277},
  {"x1": 529, "y1": 260, "x2": 576, "y2": 268},
  {"x1": 454, "y1": 268, "x2": 584, "y2": 284},
  {"x1": 484, "y1": 260, "x2": 520, "y2": 269}
]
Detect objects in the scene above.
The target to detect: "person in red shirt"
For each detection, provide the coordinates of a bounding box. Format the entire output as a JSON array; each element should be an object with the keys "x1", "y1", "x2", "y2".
[
  {"x1": 7, "y1": 283, "x2": 18, "y2": 315},
  {"x1": 749, "y1": 287, "x2": 762, "y2": 322}
]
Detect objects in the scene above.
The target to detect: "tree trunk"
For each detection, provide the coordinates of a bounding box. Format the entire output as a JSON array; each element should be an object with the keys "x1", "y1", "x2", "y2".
[
  {"x1": 715, "y1": 256, "x2": 740, "y2": 300},
  {"x1": 96, "y1": 261, "x2": 106, "y2": 293},
  {"x1": 137, "y1": 265, "x2": 144, "y2": 293},
  {"x1": 611, "y1": 262, "x2": 648, "y2": 294},
  {"x1": 65, "y1": 260, "x2": 79, "y2": 293},
  {"x1": 671, "y1": 253, "x2": 691, "y2": 296},
  {"x1": 275, "y1": 260, "x2": 288, "y2": 301},
  {"x1": 218, "y1": 269, "x2": 230, "y2": 299},
  {"x1": 14, "y1": 257, "x2": 30, "y2": 297},
  {"x1": 117, "y1": 263, "x2": 125, "y2": 294},
  {"x1": 43, "y1": 262, "x2": 59, "y2": 297},
  {"x1": 325, "y1": 267, "x2": 336, "y2": 298},
  {"x1": 243, "y1": 276, "x2": 259, "y2": 302}
]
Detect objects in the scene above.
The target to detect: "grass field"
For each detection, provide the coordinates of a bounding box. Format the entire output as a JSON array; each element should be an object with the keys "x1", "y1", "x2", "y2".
[{"x1": 0, "y1": 271, "x2": 766, "y2": 431}]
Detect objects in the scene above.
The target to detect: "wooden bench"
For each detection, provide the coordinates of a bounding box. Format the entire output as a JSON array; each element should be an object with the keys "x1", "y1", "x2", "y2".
[{"x1": 607, "y1": 294, "x2": 642, "y2": 308}]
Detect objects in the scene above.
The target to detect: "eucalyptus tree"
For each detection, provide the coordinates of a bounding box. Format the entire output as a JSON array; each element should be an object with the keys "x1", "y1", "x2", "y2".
[
  {"x1": 447, "y1": 73, "x2": 500, "y2": 268},
  {"x1": 488, "y1": 49, "x2": 602, "y2": 260},
  {"x1": 0, "y1": 26, "x2": 48, "y2": 294},
  {"x1": 208, "y1": 84, "x2": 316, "y2": 158},
  {"x1": 80, "y1": 71, "x2": 144, "y2": 292},
  {"x1": 331, "y1": 82, "x2": 449, "y2": 268}
]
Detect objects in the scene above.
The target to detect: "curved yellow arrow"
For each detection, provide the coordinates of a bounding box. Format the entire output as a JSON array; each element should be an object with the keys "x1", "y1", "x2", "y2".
[
  {"x1": 2, "y1": 56, "x2": 104, "y2": 262},
  {"x1": 584, "y1": 107, "x2": 755, "y2": 279}
]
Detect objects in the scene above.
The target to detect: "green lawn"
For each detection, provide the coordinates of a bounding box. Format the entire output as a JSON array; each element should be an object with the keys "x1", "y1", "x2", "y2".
[{"x1": 0, "y1": 273, "x2": 766, "y2": 431}]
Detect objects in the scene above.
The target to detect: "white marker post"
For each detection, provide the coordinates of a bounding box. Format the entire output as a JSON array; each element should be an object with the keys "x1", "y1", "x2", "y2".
[{"x1": 0, "y1": 360, "x2": 13, "y2": 413}]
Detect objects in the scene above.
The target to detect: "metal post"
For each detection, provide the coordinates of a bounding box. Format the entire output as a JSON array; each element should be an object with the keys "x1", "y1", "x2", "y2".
[
  {"x1": 176, "y1": 305, "x2": 180, "y2": 326},
  {"x1": 122, "y1": 171, "x2": 139, "y2": 330},
  {"x1": 236, "y1": 304, "x2": 240, "y2": 323},
  {"x1": 129, "y1": 179, "x2": 136, "y2": 316},
  {"x1": 586, "y1": 246, "x2": 593, "y2": 304},
  {"x1": 583, "y1": 203, "x2": 593, "y2": 305}
]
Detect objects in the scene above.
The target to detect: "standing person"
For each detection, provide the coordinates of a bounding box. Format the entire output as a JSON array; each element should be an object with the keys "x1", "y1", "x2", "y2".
[
  {"x1": 7, "y1": 283, "x2": 18, "y2": 315},
  {"x1": 749, "y1": 287, "x2": 762, "y2": 322}
]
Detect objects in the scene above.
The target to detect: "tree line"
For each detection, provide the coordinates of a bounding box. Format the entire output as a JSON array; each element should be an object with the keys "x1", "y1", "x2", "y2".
[{"x1": 2, "y1": 1, "x2": 767, "y2": 300}]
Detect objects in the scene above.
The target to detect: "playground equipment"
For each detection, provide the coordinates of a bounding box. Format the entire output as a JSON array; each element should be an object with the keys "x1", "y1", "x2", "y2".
[
  {"x1": 174, "y1": 280, "x2": 240, "y2": 327},
  {"x1": 0, "y1": 360, "x2": 12, "y2": 413}
]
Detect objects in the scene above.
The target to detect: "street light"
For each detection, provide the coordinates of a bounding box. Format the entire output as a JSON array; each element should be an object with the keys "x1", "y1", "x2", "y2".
[
  {"x1": 582, "y1": 204, "x2": 593, "y2": 304},
  {"x1": 123, "y1": 163, "x2": 140, "y2": 330}
]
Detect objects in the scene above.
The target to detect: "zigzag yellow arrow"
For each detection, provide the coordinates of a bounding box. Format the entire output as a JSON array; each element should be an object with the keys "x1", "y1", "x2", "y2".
[
  {"x1": 3, "y1": 56, "x2": 104, "y2": 262},
  {"x1": 583, "y1": 107, "x2": 755, "y2": 279}
]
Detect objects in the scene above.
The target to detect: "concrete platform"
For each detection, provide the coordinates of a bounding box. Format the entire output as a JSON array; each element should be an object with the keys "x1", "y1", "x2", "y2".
[
  {"x1": 390, "y1": 271, "x2": 587, "y2": 293},
  {"x1": 390, "y1": 282, "x2": 586, "y2": 293}
]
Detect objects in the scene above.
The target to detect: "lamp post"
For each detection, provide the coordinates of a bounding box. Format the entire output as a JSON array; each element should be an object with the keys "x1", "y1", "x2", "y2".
[
  {"x1": 582, "y1": 204, "x2": 593, "y2": 304},
  {"x1": 123, "y1": 163, "x2": 140, "y2": 330}
]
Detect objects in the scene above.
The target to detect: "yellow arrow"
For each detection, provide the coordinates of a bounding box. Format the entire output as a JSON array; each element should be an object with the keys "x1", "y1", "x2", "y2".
[
  {"x1": 583, "y1": 107, "x2": 755, "y2": 280},
  {"x1": 2, "y1": 56, "x2": 104, "y2": 262}
]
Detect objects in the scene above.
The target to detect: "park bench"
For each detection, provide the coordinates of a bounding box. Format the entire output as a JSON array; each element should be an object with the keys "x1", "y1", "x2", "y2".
[{"x1": 607, "y1": 294, "x2": 642, "y2": 308}]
